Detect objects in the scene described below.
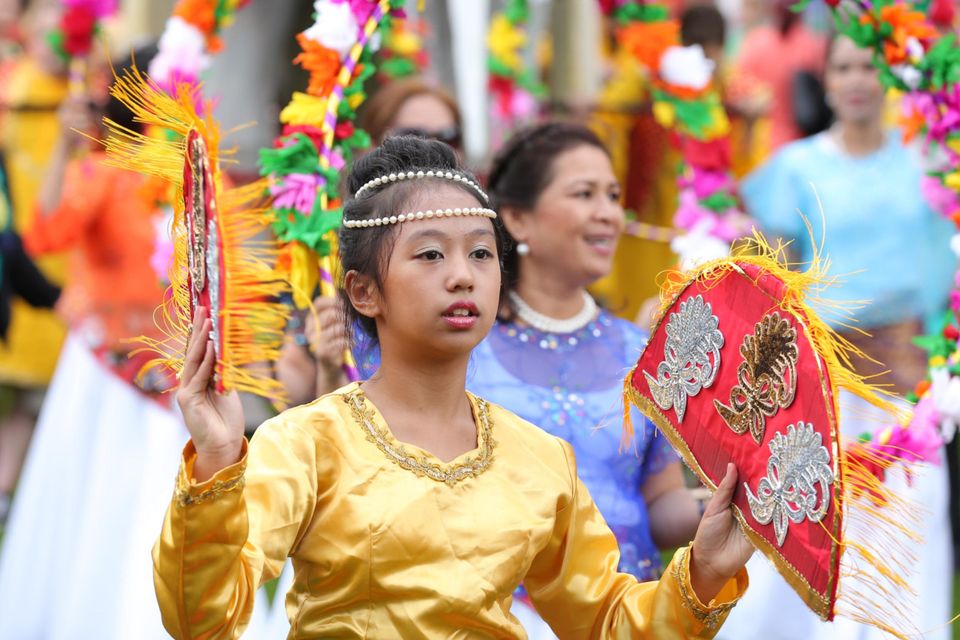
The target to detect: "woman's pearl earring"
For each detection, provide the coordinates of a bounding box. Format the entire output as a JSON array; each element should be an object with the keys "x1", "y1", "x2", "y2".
[{"x1": 516, "y1": 242, "x2": 530, "y2": 256}]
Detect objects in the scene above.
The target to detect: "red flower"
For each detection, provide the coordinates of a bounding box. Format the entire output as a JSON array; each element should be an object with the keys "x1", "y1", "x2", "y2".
[
  {"x1": 282, "y1": 124, "x2": 325, "y2": 152},
  {"x1": 675, "y1": 135, "x2": 731, "y2": 172},
  {"x1": 335, "y1": 121, "x2": 355, "y2": 140},
  {"x1": 62, "y1": 6, "x2": 97, "y2": 57},
  {"x1": 944, "y1": 324, "x2": 960, "y2": 341}
]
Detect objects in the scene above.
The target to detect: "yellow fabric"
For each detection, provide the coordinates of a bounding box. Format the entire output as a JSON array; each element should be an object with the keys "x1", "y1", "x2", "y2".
[
  {"x1": 0, "y1": 58, "x2": 68, "y2": 386},
  {"x1": 155, "y1": 383, "x2": 747, "y2": 639}
]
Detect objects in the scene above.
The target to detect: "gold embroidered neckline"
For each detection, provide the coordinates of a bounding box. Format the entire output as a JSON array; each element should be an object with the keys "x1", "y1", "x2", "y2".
[{"x1": 343, "y1": 387, "x2": 495, "y2": 485}]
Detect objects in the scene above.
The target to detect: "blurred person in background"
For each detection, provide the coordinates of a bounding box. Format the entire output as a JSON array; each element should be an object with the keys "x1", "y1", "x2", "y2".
[
  {"x1": 359, "y1": 75, "x2": 463, "y2": 153},
  {"x1": 0, "y1": 0, "x2": 67, "y2": 532},
  {"x1": 734, "y1": 0, "x2": 827, "y2": 152},
  {"x1": 0, "y1": 45, "x2": 274, "y2": 639}
]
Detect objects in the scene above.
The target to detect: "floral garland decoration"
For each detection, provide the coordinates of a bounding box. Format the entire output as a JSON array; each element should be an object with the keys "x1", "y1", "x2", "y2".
[
  {"x1": 487, "y1": 0, "x2": 545, "y2": 134},
  {"x1": 377, "y1": 14, "x2": 428, "y2": 79},
  {"x1": 142, "y1": 0, "x2": 253, "y2": 284},
  {"x1": 47, "y1": 0, "x2": 118, "y2": 64},
  {"x1": 259, "y1": 0, "x2": 408, "y2": 382},
  {"x1": 795, "y1": 0, "x2": 960, "y2": 480},
  {"x1": 600, "y1": 0, "x2": 753, "y2": 267},
  {"x1": 149, "y1": 0, "x2": 252, "y2": 101}
]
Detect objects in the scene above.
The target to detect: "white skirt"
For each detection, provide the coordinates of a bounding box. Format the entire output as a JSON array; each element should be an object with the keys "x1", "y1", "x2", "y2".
[
  {"x1": 0, "y1": 334, "x2": 273, "y2": 639},
  {"x1": 716, "y1": 392, "x2": 953, "y2": 640}
]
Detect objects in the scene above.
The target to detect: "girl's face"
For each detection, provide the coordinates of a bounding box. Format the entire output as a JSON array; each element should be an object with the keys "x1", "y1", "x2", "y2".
[
  {"x1": 825, "y1": 36, "x2": 884, "y2": 126},
  {"x1": 505, "y1": 144, "x2": 624, "y2": 289},
  {"x1": 353, "y1": 184, "x2": 501, "y2": 360}
]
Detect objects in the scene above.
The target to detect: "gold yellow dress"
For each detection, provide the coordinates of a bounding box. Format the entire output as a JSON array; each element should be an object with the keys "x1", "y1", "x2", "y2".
[
  {"x1": 0, "y1": 58, "x2": 68, "y2": 387},
  {"x1": 155, "y1": 383, "x2": 747, "y2": 639}
]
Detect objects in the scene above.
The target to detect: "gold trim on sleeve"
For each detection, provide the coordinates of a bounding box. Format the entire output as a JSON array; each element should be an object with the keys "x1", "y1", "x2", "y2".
[
  {"x1": 671, "y1": 546, "x2": 737, "y2": 630},
  {"x1": 175, "y1": 474, "x2": 245, "y2": 507}
]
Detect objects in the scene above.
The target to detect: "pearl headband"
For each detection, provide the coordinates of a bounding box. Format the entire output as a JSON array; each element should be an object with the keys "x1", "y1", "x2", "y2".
[
  {"x1": 353, "y1": 169, "x2": 489, "y2": 203},
  {"x1": 343, "y1": 206, "x2": 497, "y2": 229}
]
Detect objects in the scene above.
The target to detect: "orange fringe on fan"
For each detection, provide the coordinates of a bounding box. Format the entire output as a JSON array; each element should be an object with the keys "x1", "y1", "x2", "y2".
[{"x1": 100, "y1": 67, "x2": 288, "y2": 402}]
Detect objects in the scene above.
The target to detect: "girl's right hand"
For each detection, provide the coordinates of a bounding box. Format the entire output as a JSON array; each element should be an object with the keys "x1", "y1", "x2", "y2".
[{"x1": 177, "y1": 307, "x2": 245, "y2": 482}]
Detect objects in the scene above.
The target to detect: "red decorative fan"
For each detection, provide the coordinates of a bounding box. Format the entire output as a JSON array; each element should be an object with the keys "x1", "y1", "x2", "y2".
[
  {"x1": 183, "y1": 129, "x2": 225, "y2": 392},
  {"x1": 624, "y1": 242, "x2": 917, "y2": 634}
]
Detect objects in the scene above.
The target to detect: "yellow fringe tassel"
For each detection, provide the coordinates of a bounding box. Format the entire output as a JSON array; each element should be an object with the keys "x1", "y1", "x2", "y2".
[{"x1": 102, "y1": 68, "x2": 288, "y2": 403}]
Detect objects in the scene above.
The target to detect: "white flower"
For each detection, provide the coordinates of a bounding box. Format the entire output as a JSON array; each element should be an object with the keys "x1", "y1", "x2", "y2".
[
  {"x1": 931, "y1": 367, "x2": 960, "y2": 443},
  {"x1": 148, "y1": 16, "x2": 210, "y2": 84},
  {"x1": 950, "y1": 232, "x2": 960, "y2": 258},
  {"x1": 905, "y1": 36, "x2": 925, "y2": 64},
  {"x1": 891, "y1": 64, "x2": 923, "y2": 91},
  {"x1": 671, "y1": 219, "x2": 730, "y2": 270},
  {"x1": 302, "y1": 1, "x2": 359, "y2": 57},
  {"x1": 658, "y1": 45, "x2": 715, "y2": 91}
]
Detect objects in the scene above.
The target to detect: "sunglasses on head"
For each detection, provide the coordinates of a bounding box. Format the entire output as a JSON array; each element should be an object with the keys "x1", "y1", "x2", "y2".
[{"x1": 390, "y1": 126, "x2": 463, "y2": 149}]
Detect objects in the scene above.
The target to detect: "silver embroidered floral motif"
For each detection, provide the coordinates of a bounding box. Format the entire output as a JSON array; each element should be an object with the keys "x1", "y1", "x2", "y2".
[
  {"x1": 644, "y1": 295, "x2": 724, "y2": 422},
  {"x1": 745, "y1": 422, "x2": 834, "y2": 547}
]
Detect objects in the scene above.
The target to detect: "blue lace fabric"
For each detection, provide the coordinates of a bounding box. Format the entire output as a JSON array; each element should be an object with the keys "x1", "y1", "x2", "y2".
[{"x1": 354, "y1": 310, "x2": 678, "y2": 585}]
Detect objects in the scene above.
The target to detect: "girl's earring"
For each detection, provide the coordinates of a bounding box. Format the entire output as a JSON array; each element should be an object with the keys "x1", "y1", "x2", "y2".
[{"x1": 516, "y1": 242, "x2": 530, "y2": 256}]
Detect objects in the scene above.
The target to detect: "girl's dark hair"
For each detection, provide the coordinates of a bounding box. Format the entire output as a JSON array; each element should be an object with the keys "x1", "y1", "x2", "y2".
[
  {"x1": 339, "y1": 135, "x2": 507, "y2": 342},
  {"x1": 487, "y1": 122, "x2": 610, "y2": 290}
]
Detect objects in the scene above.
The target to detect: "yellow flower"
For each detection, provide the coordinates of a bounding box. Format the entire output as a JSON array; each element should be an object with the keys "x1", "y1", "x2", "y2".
[
  {"x1": 280, "y1": 92, "x2": 328, "y2": 127},
  {"x1": 930, "y1": 355, "x2": 947, "y2": 368},
  {"x1": 348, "y1": 92, "x2": 365, "y2": 110},
  {"x1": 488, "y1": 14, "x2": 525, "y2": 73},
  {"x1": 653, "y1": 101, "x2": 676, "y2": 128},
  {"x1": 948, "y1": 138, "x2": 960, "y2": 156},
  {"x1": 945, "y1": 172, "x2": 960, "y2": 191},
  {"x1": 388, "y1": 29, "x2": 421, "y2": 57},
  {"x1": 701, "y1": 105, "x2": 730, "y2": 138}
]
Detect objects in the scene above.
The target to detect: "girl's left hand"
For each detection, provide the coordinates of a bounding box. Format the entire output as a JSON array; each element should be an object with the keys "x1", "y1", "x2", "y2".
[{"x1": 689, "y1": 463, "x2": 754, "y2": 602}]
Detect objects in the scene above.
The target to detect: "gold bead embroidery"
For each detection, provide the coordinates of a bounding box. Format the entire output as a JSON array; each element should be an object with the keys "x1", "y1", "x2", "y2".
[
  {"x1": 715, "y1": 311, "x2": 799, "y2": 445},
  {"x1": 343, "y1": 388, "x2": 495, "y2": 486},
  {"x1": 176, "y1": 474, "x2": 245, "y2": 507},
  {"x1": 672, "y1": 547, "x2": 737, "y2": 630}
]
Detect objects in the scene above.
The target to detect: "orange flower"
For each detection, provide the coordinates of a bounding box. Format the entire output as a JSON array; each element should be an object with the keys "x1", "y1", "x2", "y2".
[
  {"x1": 898, "y1": 103, "x2": 926, "y2": 143},
  {"x1": 173, "y1": 0, "x2": 217, "y2": 35},
  {"x1": 294, "y1": 33, "x2": 341, "y2": 97},
  {"x1": 863, "y1": 4, "x2": 938, "y2": 65},
  {"x1": 617, "y1": 21, "x2": 679, "y2": 72}
]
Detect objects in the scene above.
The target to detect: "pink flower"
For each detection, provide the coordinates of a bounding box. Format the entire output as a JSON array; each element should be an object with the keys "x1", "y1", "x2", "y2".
[
  {"x1": 680, "y1": 167, "x2": 735, "y2": 200},
  {"x1": 920, "y1": 175, "x2": 960, "y2": 217},
  {"x1": 329, "y1": 0, "x2": 378, "y2": 23},
  {"x1": 509, "y1": 88, "x2": 538, "y2": 121},
  {"x1": 900, "y1": 396, "x2": 945, "y2": 465},
  {"x1": 63, "y1": 0, "x2": 118, "y2": 19},
  {"x1": 674, "y1": 188, "x2": 714, "y2": 231},
  {"x1": 904, "y1": 88, "x2": 960, "y2": 150},
  {"x1": 270, "y1": 173, "x2": 324, "y2": 215}
]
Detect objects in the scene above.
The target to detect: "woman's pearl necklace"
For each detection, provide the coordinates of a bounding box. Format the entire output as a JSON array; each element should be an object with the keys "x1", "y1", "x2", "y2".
[{"x1": 508, "y1": 290, "x2": 598, "y2": 334}]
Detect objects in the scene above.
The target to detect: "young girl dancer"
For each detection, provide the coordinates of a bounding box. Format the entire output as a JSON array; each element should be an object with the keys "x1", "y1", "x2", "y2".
[{"x1": 156, "y1": 136, "x2": 752, "y2": 638}]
